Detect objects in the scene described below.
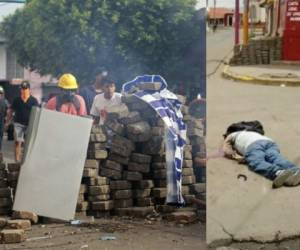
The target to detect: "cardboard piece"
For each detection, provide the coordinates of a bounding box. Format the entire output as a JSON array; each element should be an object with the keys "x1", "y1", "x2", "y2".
[{"x1": 13, "y1": 108, "x2": 93, "y2": 220}]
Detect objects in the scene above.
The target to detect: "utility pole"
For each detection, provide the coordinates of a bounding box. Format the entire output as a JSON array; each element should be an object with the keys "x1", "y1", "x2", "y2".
[
  {"x1": 235, "y1": 0, "x2": 240, "y2": 45},
  {"x1": 243, "y1": 0, "x2": 249, "y2": 45}
]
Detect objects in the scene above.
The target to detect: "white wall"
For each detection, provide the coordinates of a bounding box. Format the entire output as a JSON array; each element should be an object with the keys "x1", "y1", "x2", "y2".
[{"x1": 0, "y1": 45, "x2": 6, "y2": 80}]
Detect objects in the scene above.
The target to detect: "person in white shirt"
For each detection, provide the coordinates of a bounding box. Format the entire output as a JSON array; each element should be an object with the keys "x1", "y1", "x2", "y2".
[
  {"x1": 223, "y1": 130, "x2": 300, "y2": 188},
  {"x1": 90, "y1": 78, "x2": 122, "y2": 125}
]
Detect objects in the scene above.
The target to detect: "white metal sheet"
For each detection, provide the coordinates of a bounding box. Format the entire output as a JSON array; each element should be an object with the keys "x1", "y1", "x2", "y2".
[{"x1": 13, "y1": 107, "x2": 92, "y2": 220}]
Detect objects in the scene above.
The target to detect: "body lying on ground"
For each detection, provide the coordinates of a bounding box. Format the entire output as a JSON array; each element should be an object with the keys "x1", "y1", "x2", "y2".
[{"x1": 223, "y1": 130, "x2": 300, "y2": 188}]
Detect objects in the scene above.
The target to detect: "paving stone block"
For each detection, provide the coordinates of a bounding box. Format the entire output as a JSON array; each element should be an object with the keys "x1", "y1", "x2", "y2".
[
  {"x1": 105, "y1": 119, "x2": 125, "y2": 135},
  {"x1": 154, "y1": 180, "x2": 166, "y2": 187},
  {"x1": 183, "y1": 194, "x2": 196, "y2": 205},
  {"x1": 88, "y1": 211, "x2": 110, "y2": 218},
  {"x1": 88, "y1": 194, "x2": 110, "y2": 202},
  {"x1": 0, "y1": 198, "x2": 12, "y2": 207},
  {"x1": 0, "y1": 170, "x2": 7, "y2": 179},
  {"x1": 0, "y1": 218, "x2": 7, "y2": 228},
  {"x1": 106, "y1": 104, "x2": 129, "y2": 120},
  {"x1": 156, "y1": 205, "x2": 176, "y2": 213},
  {"x1": 108, "y1": 153, "x2": 129, "y2": 165},
  {"x1": 0, "y1": 188, "x2": 11, "y2": 198},
  {"x1": 182, "y1": 168, "x2": 194, "y2": 176},
  {"x1": 76, "y1": 202, "x2": 89, "y2": 211},
  {"x1": 128, "y1": 101, "x2": 149, "y2": 111},
  {"x1": 79, "y1": 184, "x2": 88, "y2": 194},
  {"x1": 126, "y1": 122, "x2": 151, "y2": 142},
  {"x1": 135, "y1": 197, "x2": 154, "y2": 207},
  {"x1": 88, "y1": 143, "x2": 106, "y2": 151},
  {"x1": 7, "y1": 163, "x2": 21, "y2": 172},
  {"x1": 151, "y1": 155, "x2": 166, "y2": 162},
  {"x1": 88, "y1": 150, "x2": 108, "y2": 160},
  {"x1": 182, "y1": 186, "x2": 190, "y2": 195},
  {"x1": 0, "y1": 179, "x2": 8, "y2": 188},
  {"x1": 165, "y1": 211, "x2": 197, "y2": 224},
  {"x1": 133, "y1": 180, "x2": 154, "y2": 189},
  {"x1": 0, "y1": 164, "x2": 5, "y2": 171},
  {"x1": 100, "y1": 167, "x2": 122, "y2": 180},
  {"x1": 7, "y1": 220, "x2": 31, "y2": 230},
  {"x1": 110, "y1": 180, "x2": 132, "y2": 190},
  {"x1": 114, "y1": 199, "x2": 133, "y2": 208},
  {"x1": 91, "y1": 200, "x2": 114, "y2": 211},
  {"x1": 152, "y1": 162, "x2": 166, "y2": 169},
  {"x1": 7, "y1": 172, "x2": 18, "y2": 181},
  {"x1": 115, "y1": 207, "x2": 155, "y2": 217},
  {"x1": 187, "y1": 119, "x2": 204, "y2": 130},
  {"x1": 123, "y1": 171, "x2": 143, "y2": 181},
  {"x1": 151, "y1": 126, "x2": 164, "y2": 136},
  {"x1": 0, "y1": 229, "x2": 25, "y2": 243},
  {"x1": 181, "y1": 105, "x2": 189, "y2": 115},
  {"x1": 111, "y1": 136, "x2": 134, "y2": 157},
  {"x1": 112, "y1": 190, "x2": 132, "y2": 200},
  {"x1": 142, "y1": 136, "x2": 164, "y2": 155},
  {"x1": 89, "y1": 185, "x2": 110, "y2": 196},
  {"x1": 133, "y1": 189, "x2": 151, "y2": 198},
  {"x1": 90, "y1": 133, "x2": 107, "y2": 143},
  {"x1": 104, "y1": 160, "x2": 123, "y2": 172},
  {"x1": 152, "y1": 188, "x2": 167, "y2": 198},
  {"x1": 153, "y1": 169, "x2": 166, "y2": 179},
  {"x1": 119, "y1": 111, "x2": 142, "y2": 125},
  {"x1": 84, "y1": 160, "x2": 99, "y2": 169},
  {"x1": 127, "y1": 162, "x2": 149, "y2": 173},
  {"x1": 77, "y1": 194, "x2": 85, "y2": 203},
  {"x1": 91, "y1": 125, "x2": 105, "y2": 134},
  {"x1": 183, "y1": 150, "x2": 193, "y2": 160},
  {"x1": 131, "y1": 153, "x2": 152, "y2": 164},
  {"x1": 190, "y1": 183, "x2": 206, "y2": 194},
  {"x1": 82, "y1": 168, "x2": 98, "y2": 178},
  {"x1": 95, "y1": 176, "x2": 109, "y2": 186},
  {"x1": 0, "y1": 207, "x2": 11, "y2": 215},
  {"x1": 183, "y1": 160, "x2": 193, "y2": 168},
  {"x1": 182, "y1": 175, "x2": 196, "y2": 185}
]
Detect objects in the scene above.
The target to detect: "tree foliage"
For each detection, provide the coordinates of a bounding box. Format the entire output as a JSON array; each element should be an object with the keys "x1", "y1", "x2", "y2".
[{"x1": 1, "y1": 0, "x2": 201, "y2": 88}]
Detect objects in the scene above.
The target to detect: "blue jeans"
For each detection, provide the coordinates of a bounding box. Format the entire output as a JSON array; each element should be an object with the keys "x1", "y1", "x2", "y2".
[{"x1": 245, "y1": 140, "x2": 297, "y2": 180}]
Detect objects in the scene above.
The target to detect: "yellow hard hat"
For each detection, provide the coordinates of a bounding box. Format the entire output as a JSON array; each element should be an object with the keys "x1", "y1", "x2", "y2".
[{"x1": 58, "y1": 73, "x2": 78, "y2": 89}]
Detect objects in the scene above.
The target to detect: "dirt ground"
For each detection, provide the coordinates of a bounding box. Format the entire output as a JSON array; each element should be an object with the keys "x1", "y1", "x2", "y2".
[{"x1": 0, "y1": 217, "x2": 206, "y2": 250}]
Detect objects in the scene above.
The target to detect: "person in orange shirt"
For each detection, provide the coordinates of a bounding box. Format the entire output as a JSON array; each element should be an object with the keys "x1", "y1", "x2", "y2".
[{"x1": 46, "y1": 74, "x2": 87, "y2": 116}]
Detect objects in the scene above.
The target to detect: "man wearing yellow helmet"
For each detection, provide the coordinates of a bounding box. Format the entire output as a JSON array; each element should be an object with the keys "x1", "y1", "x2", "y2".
[{"x1": 46, "y1": 73, "x2": 87, "y2": 116}]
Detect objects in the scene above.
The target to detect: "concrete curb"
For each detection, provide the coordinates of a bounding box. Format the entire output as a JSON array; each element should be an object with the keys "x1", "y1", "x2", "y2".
[{"x1": 222, "y1": 65, "x2": 300, "y2": 87}]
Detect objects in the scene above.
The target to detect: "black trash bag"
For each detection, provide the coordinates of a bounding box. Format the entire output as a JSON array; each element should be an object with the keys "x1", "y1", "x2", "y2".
[{"x1": 224, "y1": 120, "x2": 264, "y2": 138}]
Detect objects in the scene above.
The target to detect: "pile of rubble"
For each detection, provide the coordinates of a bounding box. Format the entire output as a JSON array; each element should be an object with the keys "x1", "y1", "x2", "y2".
[
  {"x1": 229, "y1": 36, "x2": 282, "y2": 66},
  {"x1": 0, "y1": 211, "x2": 38, "y2": 243}
]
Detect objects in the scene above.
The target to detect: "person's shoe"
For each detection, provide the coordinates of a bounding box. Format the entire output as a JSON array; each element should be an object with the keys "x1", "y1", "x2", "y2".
[
  {"x1": 284, "y1": 169, "x2": 300, "y2": 186},
  {"x1": 272, "y1": 169, "x2": 294, "y2": 188}
]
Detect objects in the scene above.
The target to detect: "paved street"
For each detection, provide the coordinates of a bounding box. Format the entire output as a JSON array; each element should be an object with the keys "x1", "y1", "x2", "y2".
[{"x1": 207, "y1": 29, "x2": 300, "y2": 249}]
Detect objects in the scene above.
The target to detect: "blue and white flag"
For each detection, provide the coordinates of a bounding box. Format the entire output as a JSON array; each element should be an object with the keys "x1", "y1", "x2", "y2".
[{"x1": 123, "y1": 75, "x2": 187, "y2": 204}]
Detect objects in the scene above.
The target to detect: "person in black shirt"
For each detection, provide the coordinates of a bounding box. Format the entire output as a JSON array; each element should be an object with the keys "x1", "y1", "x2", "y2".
[{"x1": 5, "y1": 81, "x2": 39, "y2": 162}]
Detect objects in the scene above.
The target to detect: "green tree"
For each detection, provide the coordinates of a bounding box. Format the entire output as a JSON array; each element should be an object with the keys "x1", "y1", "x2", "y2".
[{"x1": 1, "y1": 0, "x2": 201, "y2": 89}]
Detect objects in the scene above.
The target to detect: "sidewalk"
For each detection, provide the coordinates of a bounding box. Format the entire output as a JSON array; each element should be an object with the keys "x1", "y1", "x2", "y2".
[{"x1": 222, "y1": 63, "x2": 300, "y2": 86}]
